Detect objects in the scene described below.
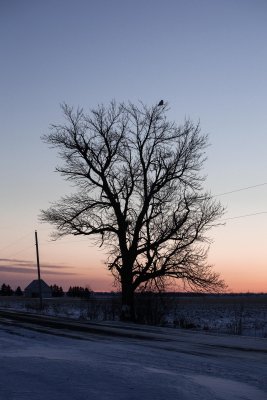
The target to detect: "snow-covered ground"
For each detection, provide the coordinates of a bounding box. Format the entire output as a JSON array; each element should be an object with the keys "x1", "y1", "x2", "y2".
[
  {"x1": 0, "y1": 320, "x2": 266, "y2": 399},
  {"x1": 1, "y1": 294, "x2": 267, "y2": 337}
]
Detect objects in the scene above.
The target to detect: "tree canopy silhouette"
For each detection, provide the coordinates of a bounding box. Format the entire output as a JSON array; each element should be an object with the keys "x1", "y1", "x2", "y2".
[{"x1": 41, "y1": 101, "x2": 225, "y2": 320}]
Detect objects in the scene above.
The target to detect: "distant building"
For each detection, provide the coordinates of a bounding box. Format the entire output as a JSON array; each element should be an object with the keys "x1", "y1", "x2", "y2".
[{"x1": 24, "y1": 279, "x2": 52, "y2": 298}]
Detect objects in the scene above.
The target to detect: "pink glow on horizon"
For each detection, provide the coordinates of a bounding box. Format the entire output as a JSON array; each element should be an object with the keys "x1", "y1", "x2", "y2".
[{"x1": 2, "y1": 264, "x2": 266, "y2": 294}]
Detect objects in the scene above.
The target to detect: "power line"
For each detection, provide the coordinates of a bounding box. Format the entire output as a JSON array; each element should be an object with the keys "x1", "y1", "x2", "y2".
[
  {"x1": 222, "y1": 211, "x2": 267, "y2": 221},
  {"x1": 214, "y1": 182, "x2": 267, "y2": 197},
  {"x1": 0, "y1": 232, "x2": 33, "y2": 254},
  {"x1": 1, "y1": 245, "x2": 35, "y2": 259},
  {"x1": 1, "y1": 181, "x2": 267, "y2": 255},
  {"x1": 213, "y1": 182, "x2": 267, "y2": 222}
]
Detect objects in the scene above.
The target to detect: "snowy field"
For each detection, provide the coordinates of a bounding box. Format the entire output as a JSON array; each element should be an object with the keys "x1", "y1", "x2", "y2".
[
  {"x1": 0, "y1": 319, "x2": 267, "y2": 400},
  {"x1": 1, "y1": 294, "x2": 266, "y2": 337}
]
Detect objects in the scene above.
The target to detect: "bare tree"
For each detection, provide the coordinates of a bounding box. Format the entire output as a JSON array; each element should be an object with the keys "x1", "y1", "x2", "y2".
[{"x1": 41, "y1": 101, "x2": 225, "y2": 321}]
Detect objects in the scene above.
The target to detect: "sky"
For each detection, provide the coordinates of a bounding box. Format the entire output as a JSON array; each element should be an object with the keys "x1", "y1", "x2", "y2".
[{"x1": 0, "y1": 0, "x2": 267, "y2": 292}]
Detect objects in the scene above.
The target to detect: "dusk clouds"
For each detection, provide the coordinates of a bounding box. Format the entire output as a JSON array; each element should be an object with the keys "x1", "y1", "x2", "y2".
[{"x1": 0, "y1": 258, "x2": 76, "y2": 275}]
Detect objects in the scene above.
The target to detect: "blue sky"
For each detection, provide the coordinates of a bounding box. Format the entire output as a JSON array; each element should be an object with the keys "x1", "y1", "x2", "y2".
[{"x1": 0, "y1": 0, "x2": 267, "y2": 291}]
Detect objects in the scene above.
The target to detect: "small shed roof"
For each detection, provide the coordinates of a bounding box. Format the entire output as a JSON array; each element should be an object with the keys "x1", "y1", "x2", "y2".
[{"x1": 24, "y1": 279, "x2": 50, "y2": 292}]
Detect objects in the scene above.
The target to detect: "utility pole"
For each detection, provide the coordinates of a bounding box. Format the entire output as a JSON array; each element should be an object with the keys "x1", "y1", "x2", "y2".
[{"x1": 35, "y1": 230, "x2": 43, "y2": 309}]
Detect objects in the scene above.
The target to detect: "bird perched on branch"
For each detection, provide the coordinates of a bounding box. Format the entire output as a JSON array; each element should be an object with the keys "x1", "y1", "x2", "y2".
[{"x1": 158, "y1": 100, "x2": 164, "y2": 106}]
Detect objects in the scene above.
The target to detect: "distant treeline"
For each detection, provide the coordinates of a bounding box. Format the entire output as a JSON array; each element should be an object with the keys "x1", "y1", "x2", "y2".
[
  {"x1": 0, "y1": 283, "x2": 93, "y2": 298},
  {"x1": 1, "y1": 283, "x2": 266, "y2": 298},
  {"x1": 0, "y1": 283, "x2": 23, "y2": 296},
  {"x1": 50, "y1": 284, "x2": 92, "y2": 298}
]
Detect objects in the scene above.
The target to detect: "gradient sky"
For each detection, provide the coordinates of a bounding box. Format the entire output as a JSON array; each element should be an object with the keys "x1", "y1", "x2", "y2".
[{"x1": 1, "y1": 0, "x2": 267, "y2": 292}]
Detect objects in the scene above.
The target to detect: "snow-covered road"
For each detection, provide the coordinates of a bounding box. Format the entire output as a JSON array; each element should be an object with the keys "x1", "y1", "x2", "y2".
[{"x1": 0, "y1": 322, "x2": 266, "y2": 400}]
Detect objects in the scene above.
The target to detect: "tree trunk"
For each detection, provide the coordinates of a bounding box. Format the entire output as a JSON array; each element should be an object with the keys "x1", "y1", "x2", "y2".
[{"x1": 120, "y1": 273, "x2": 136, "y2": 322}]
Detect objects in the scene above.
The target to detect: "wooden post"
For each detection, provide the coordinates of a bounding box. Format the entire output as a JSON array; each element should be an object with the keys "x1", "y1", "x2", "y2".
[{"x1": 35, "y1": 230, "x2": 43, "y2": 309}]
